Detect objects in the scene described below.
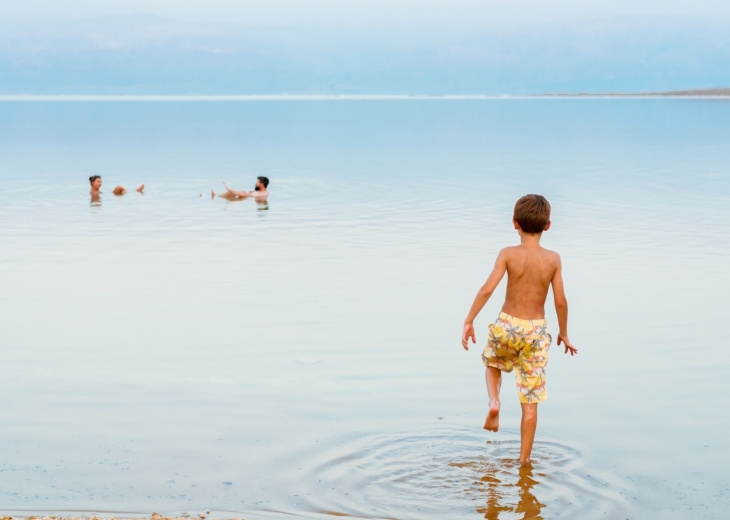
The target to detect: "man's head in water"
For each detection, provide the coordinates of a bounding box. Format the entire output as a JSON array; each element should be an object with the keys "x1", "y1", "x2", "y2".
[
  {"x1": 255, "y1": 176, "x2": 269, "y2": 191},
  {"x1": 89, "y1": 175, "x2": 102, "y2": 191}
]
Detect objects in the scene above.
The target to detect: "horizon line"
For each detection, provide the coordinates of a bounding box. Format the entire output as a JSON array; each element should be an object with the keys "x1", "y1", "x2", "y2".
[{"x1": 2, "y1": 93, "x2": 730, "y2": 102}]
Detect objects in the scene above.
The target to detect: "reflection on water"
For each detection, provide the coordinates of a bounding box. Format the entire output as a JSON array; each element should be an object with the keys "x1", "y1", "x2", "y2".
[
  {"x1": 451, "y1": 439, "x2": 601, "y2": 520},
  {"x1": 455, "y1": 447, "x2": 546, "y2": 520},
  {"x1": 90, "y1": 189, "x2": 145, "y2": 206},
  {"x1": 514, "y1": 466, "x2": 543, "y2": 520},
  {"x1": 464, "y1": 462, "x2": 545, "y2": 520},
  {"x1": 218, "y1": 196, "x2": 269, "y2": 211}
]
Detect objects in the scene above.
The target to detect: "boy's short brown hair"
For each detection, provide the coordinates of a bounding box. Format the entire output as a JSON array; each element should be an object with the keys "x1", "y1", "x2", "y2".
[{"x1": 514, "y1": 194, "x2": 551, "y2": 233}]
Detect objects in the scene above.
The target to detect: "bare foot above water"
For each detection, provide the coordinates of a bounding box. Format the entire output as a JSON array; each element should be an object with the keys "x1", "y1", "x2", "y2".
[
  {"x1": 484, "y1": 399, "x2": 500, "y2": 431},
  {"x1": 136, "y1": 184, "x2": 145, "y2": 192}
]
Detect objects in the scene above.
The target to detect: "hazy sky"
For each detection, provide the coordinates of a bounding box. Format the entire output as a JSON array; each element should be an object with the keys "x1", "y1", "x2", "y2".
[{"x1": 3, "y1": 0, "x2": 730, "y2": 28}]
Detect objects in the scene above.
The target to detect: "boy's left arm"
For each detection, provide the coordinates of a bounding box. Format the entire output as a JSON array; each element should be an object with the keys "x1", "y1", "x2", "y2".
[{"x1": 552, "y1": 256, "x2": 578, "y2": 355}]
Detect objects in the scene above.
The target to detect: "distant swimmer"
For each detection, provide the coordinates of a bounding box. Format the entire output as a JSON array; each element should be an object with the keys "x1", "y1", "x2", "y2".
[
  {"x1": 211, "y1": 176, "x2": 269, "y2": 200},
  {"x1": 89, "y1": 175, "x2": 144, "y2": 202}
]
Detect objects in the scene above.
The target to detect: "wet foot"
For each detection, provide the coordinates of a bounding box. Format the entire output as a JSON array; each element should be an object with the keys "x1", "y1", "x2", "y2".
[
  {"x1": 483, "y1": 399, "x2": 500, "y2": 431},
  {"x1": 519, "y1": 458, "x2": 533, "y2": 467},
  {"x1": 211, "y1": 189, "x2": 216, "y2": 199},
  {"x1": 136, "y1": 184, "x2": 144, "y2": 192}
]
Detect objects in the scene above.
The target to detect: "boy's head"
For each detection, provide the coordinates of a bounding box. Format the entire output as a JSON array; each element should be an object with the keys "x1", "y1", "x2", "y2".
[{"x1": 513, "y1": 194, "x2": 551, "y2": 234}]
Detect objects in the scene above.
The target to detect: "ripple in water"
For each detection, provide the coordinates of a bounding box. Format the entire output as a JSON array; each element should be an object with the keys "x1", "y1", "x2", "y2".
[{"x1": 270, "y1": 424, "x2": 627, "y2": 520}]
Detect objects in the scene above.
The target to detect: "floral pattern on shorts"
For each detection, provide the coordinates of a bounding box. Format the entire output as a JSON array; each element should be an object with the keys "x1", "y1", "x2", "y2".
[{"x1": 481, "y1": 312, "x2": 552, "y2": 404}]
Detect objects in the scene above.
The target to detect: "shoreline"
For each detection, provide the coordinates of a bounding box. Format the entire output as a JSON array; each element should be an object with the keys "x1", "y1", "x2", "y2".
[
  {"x1": 537, "y1": 87, "x2": 730, "y2": 97},
  {"x1": 0, "y1": 87, "x2": 729, "y2": 101}
]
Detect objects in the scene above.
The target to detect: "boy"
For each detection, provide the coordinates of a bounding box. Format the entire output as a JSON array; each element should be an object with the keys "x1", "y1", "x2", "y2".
[{"x1": 461, "y1": 194, "x2": 577, "y2": 465}]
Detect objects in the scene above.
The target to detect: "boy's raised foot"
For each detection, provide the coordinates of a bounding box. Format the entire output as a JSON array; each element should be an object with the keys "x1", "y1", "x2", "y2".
[
  {"x1": 484, "y1": 399, "x2": 500, "y2": 431},
  {"x1": 136, "y1": 184, "x2": 145, "y2": 192}
]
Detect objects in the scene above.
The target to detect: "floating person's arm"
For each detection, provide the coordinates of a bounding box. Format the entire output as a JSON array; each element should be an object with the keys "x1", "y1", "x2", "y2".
[{"x1": 551, "y1": 257, "x2": 577, "y2": 355}]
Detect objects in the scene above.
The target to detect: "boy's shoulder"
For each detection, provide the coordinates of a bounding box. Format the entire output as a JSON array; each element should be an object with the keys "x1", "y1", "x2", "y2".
[
  {"x1": 499, "y1": 244, "x2": 561, "y2": 263},
  {"x1": 499, "y1": 244, "x2": 560, "y2": 255}
]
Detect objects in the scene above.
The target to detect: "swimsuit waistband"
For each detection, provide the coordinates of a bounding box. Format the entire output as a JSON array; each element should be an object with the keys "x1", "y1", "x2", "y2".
[{"x1": 498, "y1": 312, "x2": 547, "y2": 328}]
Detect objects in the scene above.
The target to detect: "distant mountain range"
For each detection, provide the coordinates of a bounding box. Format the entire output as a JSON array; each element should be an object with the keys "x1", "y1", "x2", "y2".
[{"x1": 1, "y1": 14, "x2": 729, "y2": 95}]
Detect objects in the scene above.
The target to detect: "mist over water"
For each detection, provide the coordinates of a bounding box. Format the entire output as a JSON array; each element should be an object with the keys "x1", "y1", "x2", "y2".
[{"x1": 0, "y1": 99, "x2": 729, "y2": 518}]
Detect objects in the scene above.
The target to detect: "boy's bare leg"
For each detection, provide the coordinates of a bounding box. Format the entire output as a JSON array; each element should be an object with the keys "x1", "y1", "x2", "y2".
[
  {"x1": 136, "y1": 184, "x2": 144, "y2": 192},
  {"x1": 519, "y1": 403, "x2": 538, "y2": 464},
  {"x1": 484, "y1": 366, "x2": 502, "y2": 431}
]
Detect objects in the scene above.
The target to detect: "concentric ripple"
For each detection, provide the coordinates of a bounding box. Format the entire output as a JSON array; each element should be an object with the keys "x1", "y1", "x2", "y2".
[{"x1": 270, "y1": 424, "x2": 628, "y2": 520}]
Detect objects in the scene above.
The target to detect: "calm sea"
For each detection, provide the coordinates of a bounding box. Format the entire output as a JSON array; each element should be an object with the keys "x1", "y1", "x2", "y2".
[{"x1": 0, "y1": 99, "x2": 729, "y2": 519}]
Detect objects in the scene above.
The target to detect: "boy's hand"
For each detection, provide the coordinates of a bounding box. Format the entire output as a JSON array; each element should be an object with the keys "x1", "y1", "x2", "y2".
[
  {"x1": 462, "y1": 323, "x2": 476, "y2": 350},
  {"x1": 557, "y1": 334, "x2": 577, "y2": 356}
]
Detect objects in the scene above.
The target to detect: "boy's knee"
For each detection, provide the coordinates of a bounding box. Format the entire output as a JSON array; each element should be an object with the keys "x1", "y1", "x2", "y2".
[{"x1": 521, "y1": 403, "x2": 538, "y2": 419}]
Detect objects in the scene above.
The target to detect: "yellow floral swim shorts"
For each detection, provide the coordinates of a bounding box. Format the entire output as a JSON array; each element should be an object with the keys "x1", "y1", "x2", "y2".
[{"x1": 482, "y1": 312, "x2": 552, "y2": 404}]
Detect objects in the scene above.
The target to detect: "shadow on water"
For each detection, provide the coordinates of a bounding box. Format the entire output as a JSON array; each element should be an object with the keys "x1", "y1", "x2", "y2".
[{"x1": 271, "y1": 424, "x2": 627, "y2": 520}]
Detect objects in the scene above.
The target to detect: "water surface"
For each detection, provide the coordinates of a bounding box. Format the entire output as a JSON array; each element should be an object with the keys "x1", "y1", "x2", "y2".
[{"x1": 0, "y1": 99, "x2": 729, "y2": 519}]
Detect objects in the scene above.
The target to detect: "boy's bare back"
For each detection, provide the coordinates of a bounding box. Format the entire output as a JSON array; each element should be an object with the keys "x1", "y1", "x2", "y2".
[{"x1": 499, "y1": 243, "x2": 561, "y2": 321}]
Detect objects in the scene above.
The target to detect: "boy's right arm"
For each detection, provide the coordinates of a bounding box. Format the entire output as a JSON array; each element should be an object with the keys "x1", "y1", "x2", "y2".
[{"x1": 462, "y1": 250, "x2": 508, "y2": 350}]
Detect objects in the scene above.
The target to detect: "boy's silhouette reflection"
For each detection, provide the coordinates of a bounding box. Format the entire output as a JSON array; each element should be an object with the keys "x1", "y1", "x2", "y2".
[{"x1": 475, "y1": 461, "x2": 545, "y2": 520}]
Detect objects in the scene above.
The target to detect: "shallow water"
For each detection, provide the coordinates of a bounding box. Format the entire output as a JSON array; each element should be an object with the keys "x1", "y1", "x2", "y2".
[{"x1": 0, "y1": 99, "x2": 729, "y2": 519}]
